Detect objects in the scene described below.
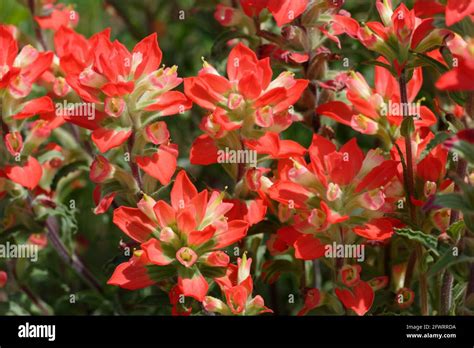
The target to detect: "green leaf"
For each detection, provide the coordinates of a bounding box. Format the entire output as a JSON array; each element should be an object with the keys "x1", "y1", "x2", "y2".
[
  {"x1": 412, "y1": 52, "x2": 448, "y2": 74},
  {"x1": 51, "y1": 161, "x2": 88, "y2": 192},
  {"x1": 452, "y1": 140, "x2": 474, "y2": 164},
  {"x1": 433, "y1": 193, "x2": 472, "y2": 212},
  {"x1": 395, "y1": 228, "x2": 439, "y2": 255},
  {"x1": 427, "y1": 247, "x2": 474, "y2": 278},
  {"x1": 363, "y1": 60, "x2": 396, "y2": 75},
  {"x1": 261, "y1": 259, "x2": 301, "y2": 283},
  {"x1": 211, "y1": 30, "x2": 253, "y2": 62},
  {"x1": 447, "y1": 220, "x2": 465, "y2": 242}
]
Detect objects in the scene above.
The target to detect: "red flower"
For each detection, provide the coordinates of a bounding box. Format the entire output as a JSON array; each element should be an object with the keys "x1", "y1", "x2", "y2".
[
  {"x1": 108, "y1": 171, "x2": 249, "y2": 302},
  {"x1": 415, "y1": 0, "x2": 474, "y2": 26},
  {"x1": 0, "y1": 25, "x2": 53, "y2": 98},
  {"x1": 239, "y1": 0, "x2": 308, "y2": 27},
  {"x1": 335, "y1": 280, "x2": 374, "y2": 316},
  {"x1": 203, "y1": 255, "x2": 272, "y2": 315},
  {"x1": 54, "y1": 28, "x2": 191, "y2": 151},
  {"x1": 0, "y1": 271, "x2": 7, "y2": 288},
  {"x1": 5, "y1": 156, "x2": 43, "y2": 190},
  {"x1": 297, "y1": 288, "x2": 321, "y2": 316},
  {"x1": 186, "y1": 43, "x2": 307, "y2": 166},
  {"x1": 135, "y1": 144, "x2": 178, "y2": 185},
  {"x1": 436, "y1": 35, "x2": 474, "y2": 91}
]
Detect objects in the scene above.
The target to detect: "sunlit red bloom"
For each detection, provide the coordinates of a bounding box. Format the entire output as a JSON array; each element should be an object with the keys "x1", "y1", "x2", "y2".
[
  {"x1": 5, "y1": 156, "x2": 43, "y2": 190},
  {"x1": 335, "y1": 280, "x2": 374, "y2": 316},
  {"x1": 414, "y1": 0, "x2": 474, "y2": 26},
  {"x1": 35, "y1": 3, "x2": 79, "y2": 30},
  {"x1": 317, "y1": 59, "x2": 436, "y2": 139},
  {"x1": 108, "y1": 171, "x2": 249, "y2": 302},
  {"x1": 54, "y1": 28, "x2": 191, "y2": 152},
  {"x1": 436, "y1": 35, "x2": 474, "y2": 91},
  {"x1": 268, "y1": 135, "x2": 403, "y2": 245},
  {"x1": 4, "y1": 131, "x2": 23, "y2": 156},
  {"x1": 0, "y1": 25, "x2": 53, "y2": 98},
  {"x1": 239, "y1": 0, "x2": 308, "y2": 27},
  {"x1": 297, "y1": 288, "x2": 321, "y2": 316},
  {"x1": 186, "y1": 43, "x2": 308, "y2": 165},
  {"x1": 203, "y1": 255, "x2": 272, "y2": 315}
]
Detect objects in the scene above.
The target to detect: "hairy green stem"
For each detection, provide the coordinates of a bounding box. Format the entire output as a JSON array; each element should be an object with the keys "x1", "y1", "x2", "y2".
[{"x1": 399, "y1": 69, "x2": 428, "y2": 315}]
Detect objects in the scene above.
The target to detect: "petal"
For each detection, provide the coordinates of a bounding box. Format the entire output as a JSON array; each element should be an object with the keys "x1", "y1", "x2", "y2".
[
  {"x1": 93, "y1": 192, "x2": 116, "y2": 215},
  {"x1": 144, "y1": 91, "x2": 192, "y2": 116},
  {"x1": 107, "y1": 254, "x2": 155, "y2": 290},
  {"x1": 190, "y1": 134, "x2": 220, "y2": 165},
  {"x1": 132, "y1": 33, "x2": 162, "y2": 78},
  {"x1": 5, "y1": 156, "x2": 42, "y2": 190},
  {"x1": 227, "y1": 43, "x2": 258, "y2": 81},
  {"x1": 316, "y1": 101, "x2": 353, "y2": 127},
  {"x1": 446, "y1": 0, "x2": 474, "y2": 26},
  {"x1": 335, "y1": 281, "x2": 374, "y2": 316},
  {"x1": 188, "y1": 224, "x2": 216, "y2": 247},
  {"x1": 268, "y1": 181, "x2": 312, "y2": 209},
  {"x1": 113, "y1": 206, "x2": 156, "y2": 242},
  {"x1": 141, "y1": 238, "x2": 173, "y2": 265},
  {"x1": 136, "y1": 148, "x2": 177, "y2": 185},
  {"x1": 91, "y1": 127, "x2": 132, "y2": 153},
  {"x1": 294, "y1": 234, "x2": 326, "y2": 260},
  {"x1": 267, "y1": 0, "x2": 308, "y2": 26},
  {"x1": 13, "y1": 96, "x2": 55, "y2": 119},
  {"x1": 178, "y1": 270, "x2": 209, "y2": 302},
  {"x1": 355, "y1": 160, "x2": 398, "y2": 193},
  {"x1": 213, "y1": 220, "x2": 249, "y2": 248},
  {"x1": 153, "y1": 200, "x2": 176, "y2": 228},
  {"x1": 171, "y1": 170, "x2": 198, "y2": 210},
  {"x1": 353, "y1": 217, "x2": 398, "y2": 241}
]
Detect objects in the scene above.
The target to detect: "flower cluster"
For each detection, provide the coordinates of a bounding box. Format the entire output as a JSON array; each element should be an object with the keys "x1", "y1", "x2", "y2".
[{"x1": 1, "y1": 0, "x2": 474, "y2": 317}]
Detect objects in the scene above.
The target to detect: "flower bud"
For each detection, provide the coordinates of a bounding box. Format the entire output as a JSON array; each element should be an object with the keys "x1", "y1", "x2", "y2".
[
  {"x1": 255, "y1": 106, "x2": 274, "y2": 127},
  {"x1": 144, "y1": 121, "x2": 170, "y2": 145},
  {"x1": 351, "y1": 114, "x2": 378, "y2": 135},
  {"x1": 376, "y1": 0, "x2": 393, "y2": 27},
  {"x1": 203, "y1": 251, "x2": 230, "y2": 267},
  {"x1": 4, "y1": 131, "x2": 23, "y2": 156},
  {"x1": 53, "y1": 76, "x2": 71, "y2": 97},
  {"x1": 227, "y1": 93, "x2": 243, "y2": 110},
  {"x1": 176, "y1": 247, "x2": 198, "y2": 268},
  {"x1": 424, "y1": 181, "x2": 437, "y2": 197},
  {"x1": 90, "y1": 155, "x2": 114, "y2": 183},
  {"x1": 137, "y1": 194, "x2": 158, "y2": 222},
  {"x1": 359, "y1": 189, "x2": 385, "y2": 210},
  {"x1": 340, "y1": 264, "x2": 361, "y2": 287},
  {"x1": 237, "y1": 254, "x2": 252, "y2": 284},
  {"x1": 203, "y1": 296, "x2": 230, "y2": 314},
  {"x1": 104, "y1": 97, "x2": 125, "y2": 117},
  {"x1": 159, "y1": 227, "x2": 178, "y2": 244},
  {"x1": 326, "y1": 182, "x2": 342, "y2": 201},
  {"x1": 214, "y1": 4, "x2": 242, "y2": 27},
  {"x1": 395, "y1": 287, "x2": 415, "y2": 309},
  {"x1": 79, "y1": 65, "x2": 107, "y2": 88},
  {"x1": 308, "y1": 208, "x2": 327, "y2": 230}
]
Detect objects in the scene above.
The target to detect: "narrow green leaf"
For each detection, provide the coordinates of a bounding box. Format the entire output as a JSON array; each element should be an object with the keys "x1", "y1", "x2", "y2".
[
  {"x1": 427, "y1": 248, "x2": 474, "y2": 277},
  {"x1": 395, "y1": 228, "x2": 439, "y2": 255}
]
